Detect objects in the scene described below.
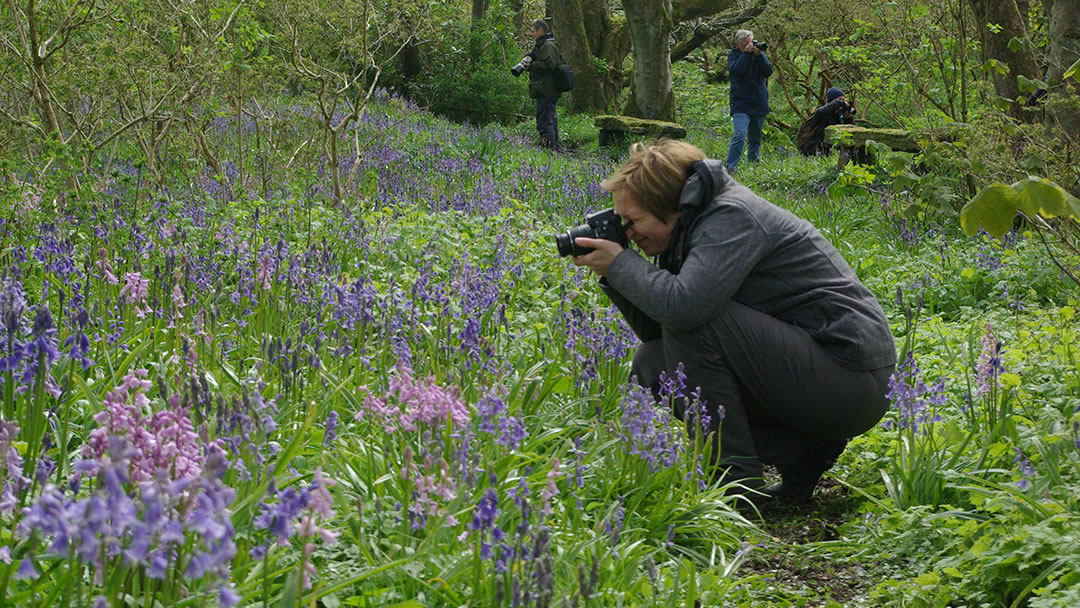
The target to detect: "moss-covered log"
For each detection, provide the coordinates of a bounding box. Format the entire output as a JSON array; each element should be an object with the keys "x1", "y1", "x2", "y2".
[
  {"x1": 825, "y1": 125, "x2": 921, "y2": 152},
  {"x1": 594, "y1": 115, "x2": 686, "y2": 147}
]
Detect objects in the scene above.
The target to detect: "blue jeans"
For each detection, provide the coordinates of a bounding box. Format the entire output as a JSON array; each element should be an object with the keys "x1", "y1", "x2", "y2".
[{"x1": 725, "y1": 113, "x2": 765, "y2": 170}]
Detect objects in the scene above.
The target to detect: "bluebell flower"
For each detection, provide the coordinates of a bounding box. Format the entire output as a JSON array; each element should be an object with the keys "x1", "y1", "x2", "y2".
[
  {"x1": 883, "y1": 353, "x2": 947, "y2": 434},
  {"x1": 20, "y1": 305, "x2": 60, "y2": 385},
  {"x1": 323, "y1": 410, "x2": 339, "y2": 448}
]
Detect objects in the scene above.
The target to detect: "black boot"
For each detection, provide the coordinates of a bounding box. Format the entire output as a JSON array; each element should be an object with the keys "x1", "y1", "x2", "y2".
[{"x1": 762, "y1": 438, "x2": 848, "y2": 503}]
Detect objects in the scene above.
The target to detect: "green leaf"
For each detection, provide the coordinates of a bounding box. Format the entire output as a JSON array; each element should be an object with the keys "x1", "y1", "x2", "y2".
[
  {"x1": 280, "y1": 570, "x2": 300, "y2": 608},
  {"x1": 1012, "y1": 176, "x2": 1068, "y2": 217},
  {"x1": 827, "y1": 180, "x2": 847, "y2": 201},
  {"x1": 960, "y1": 183, "x2": 1019, "y2": 237},
  {"x1": 1065, "y1": 57, "x2": 1080, "y2": 80},
  {"x1": 1016, "y1": 74, "x2": 1045, "y2": 95},
  {"x1": 1066, "y1": 191, "x2": 1080, "y2": 221}
]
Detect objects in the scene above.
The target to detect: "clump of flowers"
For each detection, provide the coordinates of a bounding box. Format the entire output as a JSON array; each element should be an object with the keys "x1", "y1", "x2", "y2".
[
  {"x1": 0, "y1": 274, "x2": 29, "y2": 377},
  {"x1": 400, "y1": 446, "x2": 458, "y2": 530},
  {"x1": 883, "y1": 353, "x2": 947, "y2": 434},
  {"x1": 84, "y1": 370, "x2": 204, "y2": 482},
  {"x1": 120, "y1": 271, "x2": 151, "y2": 318},
  {"x1": 17, "y1": 440, "x2": 240, "y2": 606},
  {"x1": 970, "y1": 323, "x2": 1016, "y2": 438},
  {"x1": 476, "y1": 393, "x2": 527, "y2": 451},
  {"x1": 618, "y1": 383, "x2": 683, "y2": 472},
  {"x1": 21, "y1": 306, "x2": 61, "y2": 391},
  {"x1": 975, "y1": 323, "x2": 1004, "y2": 398},
  {"x1": 95, "y1": 248, "x2": 118, "y2": 285},
  {"x1": 355, "y1": 364, "x2": 470, "y2": 433},
  {"x1": 249, "y1": 467, "x2": 338, "y2": 591},
  {"x1": 1, "y1": 421, "x2": 30, "y2": 516}
]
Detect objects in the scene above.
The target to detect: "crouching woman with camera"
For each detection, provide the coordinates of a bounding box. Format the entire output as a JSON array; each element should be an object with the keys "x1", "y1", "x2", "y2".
[{"x1": 569, "y1": 140, "x2": 896, "y2": 504}]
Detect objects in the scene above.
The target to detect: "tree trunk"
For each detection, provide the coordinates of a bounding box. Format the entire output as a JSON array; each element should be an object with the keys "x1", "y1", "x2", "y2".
[
  {"x1": 471, "y1": 0, "x2": 488, "y2": 21},
  {"x1": 551, "y1": 0, "x2": 629, "y2": 113},
  {"x1": 510, "y1": 0, "x2": 526, "y2": 33},
  {"x1": 1044, "y1": 0, "x2": 1080, "y2": 140},
  {"x1": 551, "y1": 0, "x2": 742, "y2": 115},
  {"x1": 622, "y1": 0, "x2": 675, "y2": 120},
  {"x1": 970, "y1": 0, "x2": 1042, "y2": 120},
  {"x1": 1016, "y1": 0, "x2": 1031, "y2": 31}
]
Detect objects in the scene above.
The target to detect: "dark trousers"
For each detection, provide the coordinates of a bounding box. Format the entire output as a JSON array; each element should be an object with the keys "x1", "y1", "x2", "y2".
[
  {"x1": 631, "y1": 301, "x2": 893, "y2": 485},
  {"x1": 536, "y1": 96, "x2": 559, "y2": 148}
]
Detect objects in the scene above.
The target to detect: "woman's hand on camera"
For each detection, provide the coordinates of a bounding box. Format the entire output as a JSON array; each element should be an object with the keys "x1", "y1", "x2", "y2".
[{"x1": 572, "y1": 237, "x2": 623, "y2": 276}]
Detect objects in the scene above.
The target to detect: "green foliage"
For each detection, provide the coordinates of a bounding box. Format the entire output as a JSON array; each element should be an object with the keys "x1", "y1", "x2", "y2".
[
  {"x1": 1065, "y1": 57, "x2": 1080, "y2": 80},
  {"x1": 961, "y1": 177, "x2": 1080, "y2": 238},
  {"x1": 394, "y1": 18, "x2": 530, "y2": 125}
]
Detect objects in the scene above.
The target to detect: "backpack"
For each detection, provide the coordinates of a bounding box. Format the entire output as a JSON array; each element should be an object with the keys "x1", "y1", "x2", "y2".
[
  {"x1": 795, "y1": 113, "x2": 817, "y2": 155},
  {"x1": 556, "y1": 62, "x2": 575, "y2": 93}
]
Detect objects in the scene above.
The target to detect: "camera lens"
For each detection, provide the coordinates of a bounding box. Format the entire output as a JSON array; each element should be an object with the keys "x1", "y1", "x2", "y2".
[
  {"x1": 554, "y1": 224, "x2": 595, "y2": 257},
  {"x1": 554, "y1": 232, "x2": 576, "y2": 257}
]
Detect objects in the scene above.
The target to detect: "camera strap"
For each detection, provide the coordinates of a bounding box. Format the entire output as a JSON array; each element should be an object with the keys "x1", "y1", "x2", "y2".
[
  {"x1": 662, "y1": 161, "x2": 720, "y2": 271},
  {"x1": 689, "y1": 160, "x2": 717, "y2": 204}
]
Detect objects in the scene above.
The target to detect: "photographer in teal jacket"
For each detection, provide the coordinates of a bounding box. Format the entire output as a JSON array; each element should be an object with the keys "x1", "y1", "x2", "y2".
[{"x1": 570, "y1": 140, "x2": 896, "y2": 504}]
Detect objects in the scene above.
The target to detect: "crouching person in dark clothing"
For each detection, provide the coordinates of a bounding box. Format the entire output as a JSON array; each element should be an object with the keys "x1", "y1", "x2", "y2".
[
  {"x1": 570, "y1": 140, "x2": 896, "y2": 504},
  {"x1": 797, "y1": 87, "x2": 855, "y2": 156}
]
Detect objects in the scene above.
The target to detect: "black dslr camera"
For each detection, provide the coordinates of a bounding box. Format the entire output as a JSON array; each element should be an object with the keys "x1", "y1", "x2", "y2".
[
  {"x1": 753, "y1": 40, "x2": 768, "y2": 52},
  {"x1": 554, "y1": 209, "x2": 628, "y2": 257},
  {"x1": 510, "y1": 54, "x2": 534, "y2": 77}
]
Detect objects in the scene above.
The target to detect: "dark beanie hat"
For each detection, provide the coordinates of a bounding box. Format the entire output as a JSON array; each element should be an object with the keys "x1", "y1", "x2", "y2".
[{"x1": 826, "y1": 87, "x2": 844, "y2": 102}]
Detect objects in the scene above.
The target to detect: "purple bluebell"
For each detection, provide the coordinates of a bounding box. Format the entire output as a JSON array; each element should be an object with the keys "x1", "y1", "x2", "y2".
[
  {"x1": 0, "y1": 274, "x2": 28, "y2": 374},
  {"x1": 469, "y1": 487, "x2": 499, "y2": 532},
  {"x1": 323, "y1": 410, "x2": 339, "y2": 448},
  {"x1": 20, "y1": 305, "x2": 60, "y2": 385},
  {"x1": 1014, "y1": 447, "x2": 1035, "y2": 490},
  {"x1": 496, "y1": 416, "x2": 527, "y2": 451},
  {"x1": 975, "y1": 324, "x2": 1005, "y2": 398},
  {"x1": 618, "y1": 383, "x2": 682, "y2": 472},
  {"x1": 14, "y1": 557, "x2": 37, "y2": 580},
  {"x1": 883, "y1": 353, "x2": 947, "y2": 433},
  {"x1": 604, "y1": 497, "x2": 625, "y2": 547}
]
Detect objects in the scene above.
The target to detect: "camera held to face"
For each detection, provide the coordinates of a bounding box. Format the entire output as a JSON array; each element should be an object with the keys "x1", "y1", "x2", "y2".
[
  {"x1": 752, "y1": 40, "x2": 768, "y2": 52},
  {"x1": 510, "y1": 54, "x2": 533, "y2": 77},
  {"x1": 554, "y1": 209, "x2": 629, "y2": 257}
]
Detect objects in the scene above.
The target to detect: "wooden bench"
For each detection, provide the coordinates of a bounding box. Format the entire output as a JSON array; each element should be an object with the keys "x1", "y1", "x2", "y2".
[
  {"x1": 826, "y1": 124, "x2": 965, "y2": 168},
  {"x1": 594, "y1": 115, "x2": 687, "y2": 147}
]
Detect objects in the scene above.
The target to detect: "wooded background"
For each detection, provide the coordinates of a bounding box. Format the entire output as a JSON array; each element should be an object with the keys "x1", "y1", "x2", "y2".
[{"x1": 2, "y1": 0, "x2": 1078, "y2": 200}]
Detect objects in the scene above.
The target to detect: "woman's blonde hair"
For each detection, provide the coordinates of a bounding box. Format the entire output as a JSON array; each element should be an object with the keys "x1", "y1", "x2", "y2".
[{"x1": 600, "y1": 139, "x2": 705, "y2": 221}]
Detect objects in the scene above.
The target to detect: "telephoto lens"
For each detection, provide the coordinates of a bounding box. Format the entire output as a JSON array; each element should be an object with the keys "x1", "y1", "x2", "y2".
[{"x1": 510, "y1": 55, "x2": 533, "y2": 77}]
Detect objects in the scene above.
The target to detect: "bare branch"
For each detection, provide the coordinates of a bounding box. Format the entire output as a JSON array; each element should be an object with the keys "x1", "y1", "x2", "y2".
[
  {"x1": 213, "y1": 0, "x2": 246, "y2": 42},
  {"x1": 94, "y1": 80, "x2": 183, "y2": 152},
  {"x1": 0, "y1": 105, "x2": 46, "y2": 137},
  {"x1": 40, "y1": 0, "x2": 94, "y2": 60},
  {"x1": 671, "y1": 0, "x2": 769, "y2": 64}
]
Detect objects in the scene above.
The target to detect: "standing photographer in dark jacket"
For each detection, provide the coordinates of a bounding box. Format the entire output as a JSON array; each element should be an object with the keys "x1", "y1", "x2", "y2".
[
  {"x1": 797, "y1": 87, "x2": 855, "y2": 156},
  {"x1": 725, "y1": 29, "x2": 773, "y2": 172},
  {"x1": 521, "y1": 19, "x2": 562, "y2": 149},
  {"x1": 569, "y1": 140, "x2": 896, "y2": 504}
]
